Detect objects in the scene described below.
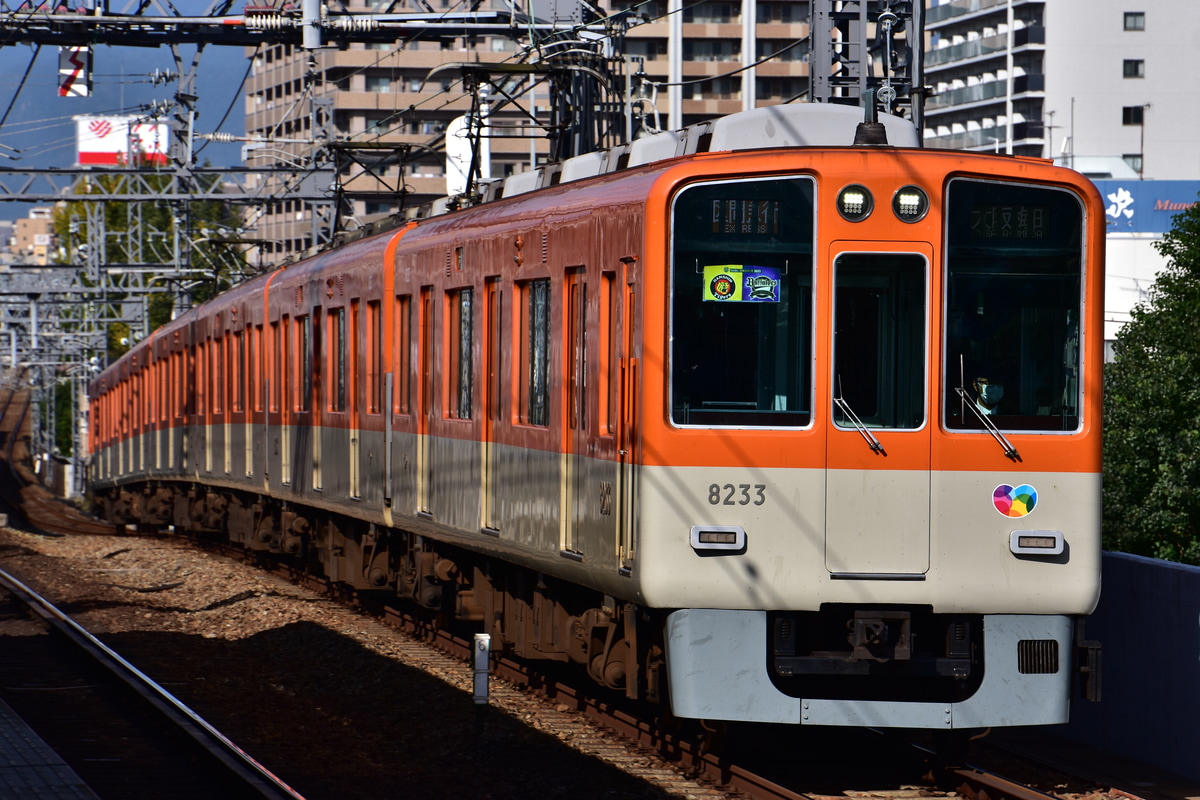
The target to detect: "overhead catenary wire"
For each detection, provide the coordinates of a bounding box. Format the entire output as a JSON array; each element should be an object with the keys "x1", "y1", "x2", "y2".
[
  {"x1": 1, "y1": 0, "x2": 813, "y2": 217},
  {"x1": 196, "y1": 44, "x2": 259, "y2": 157},
  {"x1": 0, "y1": 44, "x2": 40, "y2": 135}
]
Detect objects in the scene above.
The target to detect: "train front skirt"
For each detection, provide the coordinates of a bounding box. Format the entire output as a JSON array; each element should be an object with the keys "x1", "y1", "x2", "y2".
[{"x1": 665, "y1": 610, "x2": 1073, "y2": 728}]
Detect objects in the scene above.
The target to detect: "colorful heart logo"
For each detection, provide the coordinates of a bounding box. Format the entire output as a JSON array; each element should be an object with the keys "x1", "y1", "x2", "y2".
[
  {"x1": 89, "y1": 119, "x2": 113, "y2": 138},
  {"x1": 993, "y1": 484, "x2": 1037, "y2": 517}
]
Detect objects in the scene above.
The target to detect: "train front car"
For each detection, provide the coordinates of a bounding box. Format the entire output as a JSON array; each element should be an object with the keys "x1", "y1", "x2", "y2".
[{"x1": 639, "y1": 147, "x2": 1103, "y2": 729}]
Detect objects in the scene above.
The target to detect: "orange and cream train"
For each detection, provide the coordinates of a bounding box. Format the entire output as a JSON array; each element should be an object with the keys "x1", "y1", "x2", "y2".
[{"x1": 89, "y1": 103, "x2": 1103, "y2": 729}]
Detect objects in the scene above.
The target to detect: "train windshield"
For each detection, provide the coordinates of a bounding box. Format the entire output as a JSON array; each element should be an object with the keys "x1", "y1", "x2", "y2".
[
  {"x1": 943, "y1": 179, "x2": 1085, "y2": 432},
  {"x1": 669, "y1": 176, "x2": 815, "y2": 427},
  {"x1": 833, "y1": 253, "x2": 927, "y2": 431}
]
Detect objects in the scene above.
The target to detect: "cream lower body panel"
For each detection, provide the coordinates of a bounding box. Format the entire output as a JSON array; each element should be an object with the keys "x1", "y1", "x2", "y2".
[
  {"x1": 665, "y1": 609, "x2": 1073, "y2": 728},
  {"x1": 637, "y1": 464, "x2": 1100, "y2": 615}
]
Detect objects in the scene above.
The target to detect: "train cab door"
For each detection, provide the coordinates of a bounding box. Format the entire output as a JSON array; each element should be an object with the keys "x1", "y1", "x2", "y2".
[
  {"x1": 824, "y1": 245, "x2": 932, "y2": 577},
  {"x1": 563, "y1": 268, "x2": 588, "y2": 558}
]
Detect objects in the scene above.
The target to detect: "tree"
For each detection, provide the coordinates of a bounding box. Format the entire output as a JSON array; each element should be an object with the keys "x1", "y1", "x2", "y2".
[{"x1": 1103, "y1": 196, "x2": 1200, "y2": 564}]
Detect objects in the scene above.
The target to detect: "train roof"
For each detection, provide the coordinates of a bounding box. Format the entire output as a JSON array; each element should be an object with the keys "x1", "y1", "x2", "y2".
[{"x1": 411, "y1": 102, "x2": 920, "y2": 221}]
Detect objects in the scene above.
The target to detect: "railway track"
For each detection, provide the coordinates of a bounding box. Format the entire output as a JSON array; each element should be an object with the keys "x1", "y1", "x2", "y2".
[
  {"x1": 251, "y1": 545, "x2": 1114, "y2": 800},
  {"x1": 0, "y1": 565, "x2": 304, "y2": 800},
  {"x1": 0, "y1": 375, "x2": 118, "y2": 537},
  {"x1": 0, "y1": 522, "x2": 1127, "y2": 800}
]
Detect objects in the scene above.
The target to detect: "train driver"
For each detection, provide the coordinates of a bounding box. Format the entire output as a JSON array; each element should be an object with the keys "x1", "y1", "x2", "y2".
[{"x1": 972, "y1": 376, "x2": 1004, "y2": 416}]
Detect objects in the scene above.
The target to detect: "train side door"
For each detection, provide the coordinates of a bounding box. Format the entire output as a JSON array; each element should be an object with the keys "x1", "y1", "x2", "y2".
[
  {"x1": 616, "y1": 263, "x2": 638, "y2": 571},
  {"x1": 563, "y1": 268, "x2": 587, "y2": 557},
  {"x1": 203, "y1": 336, "x2": 214, "y2": 474},
  {"x1": 222, "y1": 332, "x2": 233, "y2": 475},
  {"x1": 481, "y1": 278, "x2": 502, "y2": 532},
  {"x1": 416, "y1": 286, "x2": 433, "y2": 515},
  {"x1": 184, "y1": 337, "x2": 194, "y2": 473},
  {"x1": 154, "y1": 355, "x2": 163, "y2": 470},
  {"x1": 349, "y1": 300, "x2": 361, "y2": 499},
  {"x1": 825, "y1": 245, "x2": 931, "y2": 576},
  {"x1": 280, "y1": 315, "x2": 292, "y2": 484}
]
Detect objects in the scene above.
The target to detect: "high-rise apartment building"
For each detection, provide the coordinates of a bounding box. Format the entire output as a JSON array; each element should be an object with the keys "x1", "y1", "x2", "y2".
[
  {"x1": 925, "y1": 0, "x2": 1200, "y2": 351},
  {"x1": 242, "y1": 0, "x2": 811, "y2": 264},
  {"x1": 924, "y1": 0, "x2": 1200, "y2": 180}
]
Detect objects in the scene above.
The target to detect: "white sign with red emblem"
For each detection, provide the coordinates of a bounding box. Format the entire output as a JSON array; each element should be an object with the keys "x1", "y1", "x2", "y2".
[{"x1": 75, "y1": 115, "x2": 170, "y2": 166}]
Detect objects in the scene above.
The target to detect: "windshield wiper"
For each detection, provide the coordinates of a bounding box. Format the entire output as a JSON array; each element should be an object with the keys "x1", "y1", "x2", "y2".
[
  {"x1": 955, "y1": 387, "x2": 1021, "y2": 461},
  {"x1": 834, "y1": 396, "x2": 886, "y2": 456}
]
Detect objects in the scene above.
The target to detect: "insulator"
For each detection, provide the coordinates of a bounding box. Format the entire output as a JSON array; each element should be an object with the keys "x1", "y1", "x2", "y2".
[
  {"x1": 244, "y1": 14, "x2": 290, "y2": 30},
  {"x1": 201, "y1": 132, "x2": 239, "y2": 143},
  {"x1": 327, "y1": 16, "x2": 379, "y2": 31}
]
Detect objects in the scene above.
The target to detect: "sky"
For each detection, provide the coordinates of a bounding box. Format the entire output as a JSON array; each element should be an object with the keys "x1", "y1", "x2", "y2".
[{"x1": 0, "y1": 40, "x2": 249, "y2": 220}]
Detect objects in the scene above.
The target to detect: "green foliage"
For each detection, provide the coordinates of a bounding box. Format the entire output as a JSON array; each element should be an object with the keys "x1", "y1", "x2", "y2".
[
  {"x1": 54, "y1": 380, "x2": 75, "y2": 457},
  {"x1": 1103, "y1": 195, "x2": 1200, "y2": 565}
]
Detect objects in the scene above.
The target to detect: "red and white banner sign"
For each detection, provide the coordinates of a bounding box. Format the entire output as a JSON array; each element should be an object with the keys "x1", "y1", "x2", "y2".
[{"x1": 75, "y1": 115, "x2": 170, "y2": 166}]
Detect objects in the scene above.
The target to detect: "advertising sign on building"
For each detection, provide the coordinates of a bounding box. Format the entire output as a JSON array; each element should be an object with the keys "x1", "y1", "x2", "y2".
[
  {"x1": 1093, "y1": 181, "x2": 1200, "y2": 234},
  {"x1": 74, "y1": 115, "x2": 170, "y2": 166}
]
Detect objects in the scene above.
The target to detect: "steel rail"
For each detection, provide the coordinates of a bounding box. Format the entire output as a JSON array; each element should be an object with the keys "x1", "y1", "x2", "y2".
[
  {"x1": 297, "y1": 562, "x2": 816, "y2": 800},
  {"x1": 132, "y1": 533, "x2": 1111, "y2": 800},
  {"x1": 0, "y1": 565, "x2": 307, "y2": 800},
  {"x1": 951, "y1": 765, "x2": 1070, "y2": 800}
]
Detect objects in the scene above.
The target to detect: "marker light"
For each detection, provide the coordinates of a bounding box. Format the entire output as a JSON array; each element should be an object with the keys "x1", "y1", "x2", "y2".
[
  {"x1": 837, "y1": 184, "x2": 874, "y2": 221},
  {"x1": 892, "y1": 185, "x2": 930, "y2": 222},
  {"x1": 1010, "y1": 530, "x2": 1065, "y2": 556},
  {"x1": 690, "y1": 525, "x2": 746, "y2": 552}
]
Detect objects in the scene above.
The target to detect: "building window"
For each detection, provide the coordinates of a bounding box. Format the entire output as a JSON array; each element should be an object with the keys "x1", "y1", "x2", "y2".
[
  {"x1": 683, "y1": 39, "x2": 740, "y2": 61},
  {"x1": 1123, "y1": 153, "x2": 1143, "y2": 174},
  {"x1": 1122, "y1": 106, "x2": 1145, "y2": 125},
  {"x1": 626, "y1": 38, "x2": 667, "y2": 59},
  {"x1": 757, "y1": 77, "x2": 804, "y2": 100},
  {"x1": 365, "y1": 114, "x2": 391, "y2": 135},
  {"x1": 757, "y1": 39, "x2": 808, "y2": 62},
  {"x1": 1123, "y1": 59, "x2": 1145, "y2": 78},
  {"x1": 365, "y1": 75, "x2": 391, "y2": 93},
  {"x1": 1124, "y1": 12, "x2": 1145, "y2": 31},
  {"x1": 682, "y1": 2, "x2": 735, "y2": 22},
  {"x1": 691, "y1": 77, "x2": 740, "y2": 100}
]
